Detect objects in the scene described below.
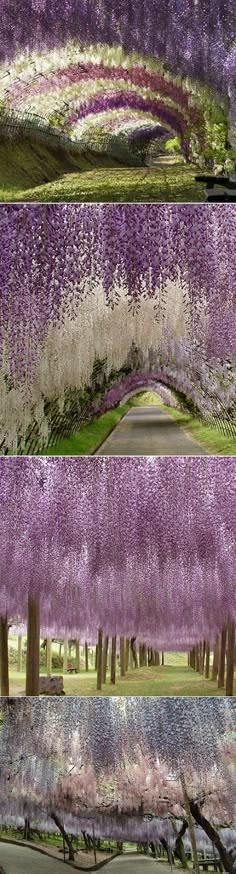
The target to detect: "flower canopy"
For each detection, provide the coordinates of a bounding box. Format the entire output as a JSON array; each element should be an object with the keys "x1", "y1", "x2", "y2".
[
  {"x1": 0, "y1": 697, "x2": 235, "y2": 835},
  {"x1": 0, "y1": 456, "x2": 235, "y2": 646},
  {"x1": 0, "y1": 204, "x2": 235, "y2": 452},
  {"x1": 0, "y1": 0, "x2": 235, "y2": 162}
]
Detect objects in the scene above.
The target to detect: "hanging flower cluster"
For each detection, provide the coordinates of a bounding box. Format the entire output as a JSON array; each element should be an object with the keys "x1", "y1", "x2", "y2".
[
  {"x1": 0, "y1": 203, "x2": 235, "y2": 451},
  {"x1": 0, "y1": 697, "x2": 235, "y2": 833},
  {"x1": 0, "y1": 0, "x2": 235, "y2": 102},
  {"x1": 0, "y1": 3, "x2": 234, "y2": 162},
  {"x1": 0, "y1": 456, "x2": 235, "y2": 645}
]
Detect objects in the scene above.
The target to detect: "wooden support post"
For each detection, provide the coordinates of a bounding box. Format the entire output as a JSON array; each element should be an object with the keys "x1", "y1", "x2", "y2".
[
  {"x1": 0, "y1": 615, "x2": 9, "y2": 696},
  {"x1": 75, "y1": 640, "x2": 80, "y2": 672},
  {"x1": 46, "y1": 638, "x2": 52, "y2": 676},
  {"x1": 226, "y1": 621, "x2": 235, "y2": 696},
  {"x1": 195, "y1": 644, "x2": 200, "y2": 672},
  {"x1": 120, "y1": 637, "x2": 125, "y2": 676},
  {"x1": 205, "y1": 642, "x2": 210, "y2": 679},
  {"x1": 218, "y1": 626, "x2": 227, "y2": 688},
  {"x1": 85, "y1": 641, "x2": 89, "y2": 672},
  {"x1": 63, "y1": 639, "x2": 68, "y2": 674},
  {"x1": 17, "y1": 634, "x2": 23, "y2": 673},
  {"x1": 97, "y1": 628, "x2": 103, "y2": 690},
  {"x1": 181, "y1": 775, "x2": 200, "y2": 874},
  {"x1": 139, "y1": 643, "x2": 143, "y2": 667},
  {"x1": 102, "y1": 636, "x2": 109, "y2": 684},
  {"x1": 200, "y1": 641, "x2": 206, "y2": 674},
  {"x1": 143, "y1": 644, "x2": 147, "y2": 666},
  {"x1": 110, "y1": 636, "x2": 116, "y2": 685},
  {"x1": 131, "y1": 637, "x2": 138, "y2": 668},
  {"x1": 125, "y1": 639, "x2": 130, "y2": 672},
  {"x1": 26, "y1": 596, "x2": 40, "y2": 696},
  {"x1": 211, "y1": 637, "x2": 219, "y2": 681}
]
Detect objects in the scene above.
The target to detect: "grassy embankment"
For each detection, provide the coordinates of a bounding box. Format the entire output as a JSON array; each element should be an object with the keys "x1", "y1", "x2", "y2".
[
  {"x1": 42, "y1": 392, "x2": 236, "y2": 455},
  {"x1": 0, "y1": 138, "x2": 205, "y2": 202}
]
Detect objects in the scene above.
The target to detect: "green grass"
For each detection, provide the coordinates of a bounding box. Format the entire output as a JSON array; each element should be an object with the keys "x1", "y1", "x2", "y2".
[
  {"x1": 40, "y1": 392, "x2": 236, "y2": 456},
  {"x1": 0, "y1": 138, "x2": 205, "y2": 201},
  {"x1": 9, "y1": 662, "x2": 235, "y2": 697},
  {"x1": 41, "y1": 402, "x2": 133, "y2": 455},
  {"x1": 160, "y1": 405, "x2": 236, "y2": 454}
]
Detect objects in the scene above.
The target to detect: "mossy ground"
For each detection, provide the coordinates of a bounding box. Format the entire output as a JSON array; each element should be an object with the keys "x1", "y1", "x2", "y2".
[{"x1": 0, "y1": 138, "x2": 205, "y2": 201}]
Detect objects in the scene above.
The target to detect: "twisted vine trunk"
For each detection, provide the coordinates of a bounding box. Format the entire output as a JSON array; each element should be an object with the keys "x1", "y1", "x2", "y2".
[
  {"x1": 50, "y1": 811, "x2": 75, "y2": 861},
  {"x1": 173, "y1": 818, "x2": 189, "y2": 867},
  {"x1": 189, "y1": 800, "x2": 234, "y2": 874}
]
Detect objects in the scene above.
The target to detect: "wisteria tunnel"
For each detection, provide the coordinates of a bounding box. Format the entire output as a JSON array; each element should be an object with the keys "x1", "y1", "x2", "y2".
[
  {"x1": 0, "y1": 697, "x2": 235, "y2": 871},
  {"x1": 0, "y1": 1, "x2": 236, "y2": 200},
  {"x1": 0, "y1": 455, "x2": 235, "y2": 698},
  {"x1": 0, "y1": 203, "x2": 235, "y2": 454}
]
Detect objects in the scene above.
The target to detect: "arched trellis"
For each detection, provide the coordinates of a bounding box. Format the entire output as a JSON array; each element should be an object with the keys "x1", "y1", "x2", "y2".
[
  {"x1": 0, "y1": 3, "x2": 233, "y2": 164},
  {"x1": 0, "y1": 697, "x2": 235, "y2": 869},
  {"x1": 0, "y1": 456, "x2": 235, "y2": 696},
  {"x1": 0, "y1": 203, "x2": 235, "y2": 453}
]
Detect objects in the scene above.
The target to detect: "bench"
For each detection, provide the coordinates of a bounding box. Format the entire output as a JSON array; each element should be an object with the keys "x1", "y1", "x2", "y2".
[
  {"x1": 198, "y1": 858, "x2": 221, "y2": 871},
  {"x1": 39, "y1": 675, "x2": 65, "y2": 695}
]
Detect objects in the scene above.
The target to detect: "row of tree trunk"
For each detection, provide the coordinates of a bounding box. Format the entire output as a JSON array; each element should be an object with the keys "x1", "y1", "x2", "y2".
[
  {"x1": 96, "y1": 629, "x2": 163, "y2": 690},
  {"x1": 0, "y1": 602, "x2": 234, "y2": 697},
  {"x1": 188, "y1": 621, "x2": 235, "y2": 695},
  {"x1": 0, "y1": 599, "x2": 90, "y2": 696}
]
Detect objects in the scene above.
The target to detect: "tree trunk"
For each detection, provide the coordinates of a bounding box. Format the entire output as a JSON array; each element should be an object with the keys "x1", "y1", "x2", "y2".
[
  {"x1": 195, "y1": 644, "x2": 200, "y2": 672},
  {"x1": 85, "y1": 641, "x2": 89, "y2": 672},
  {"x1": 218, "y1": 626, "x2": 227, "y2": 688},
  {"x1": 26, "y1": 596, "x2": 40, "y2": 696},
  {"x1": 24, "y1": 817, "x2": 31, "y2": 840},
  {"x1": 63, "y1": 638, "x2": 68, "y2": 674},
  {"x1": 161, "y1": 652, "x2": 164, "y2": 666},
  {"x1": 201, "y1": 641, "x2": 206, "y2": 673},
  {"x1": 51, "y1": 811, "x2": 75, "y2": 861},
  {"x1": 172, "y1": 818, "x2": 188, "y2": 868},
  {"x1": 17, "y1": 635, "x2": 23, "y2": 673},
  {"x1": 181, "y1": 775, "x2": 200, "y2": 874},
  {"x1": 97, "y1": 628, "x2": 103, "y2": 690},
  {"x1": 131, "y1": 637, "x2": 138, "y2": 668},
  {"x1": 189, "y1": 800, "x2": 234, "y2": 874},
  {"x1": 75, "y1": 640, "x2": 80, "y2": 672},
  {"x1": 120, "y1": 637, "x2": 125, "y2": 676},
  {"x1": 46, "y1": 638, "x2": 52, "y2": 676},
  {"x1": 0, "y1": 614, "x2": 9, "y2": 696},
  {"x1": 125, "y1": 639, "x2": 130, "y2": 672},
  {"x1": 205, "y1": 642, "x2": 210, "y2": 679},
  {"x1": 102, "y1": 636, "x2": 109, "y2": 684},
  {"x1": 226, "y1": 621, "x2": 235, "y2": 696},
  {"x1": 110, "y1": 636, "x2": 116, "y2": 684},
  {"x1": 212, "y1": 637, "x2": 219, "y2": 681}
]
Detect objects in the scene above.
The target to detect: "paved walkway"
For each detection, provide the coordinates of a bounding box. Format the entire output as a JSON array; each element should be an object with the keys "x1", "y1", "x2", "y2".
[
  {"x1": 96, "y1": 406, "x2": 207, "y2": 455},
  {"x1": 109, "y1": 856, "x2": 170, "y2": 872},
  {"x1": 0, "y1": 843, "x2": 64, "y2": 873}
]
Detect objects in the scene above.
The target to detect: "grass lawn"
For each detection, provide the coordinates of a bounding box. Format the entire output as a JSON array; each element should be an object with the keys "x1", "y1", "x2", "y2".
[
  {"x1": 9, "y1": 652, "x2": 235, "y2": 697},
  {"x1": 41, "y1": 402, "x2": 133, "y2": 455},
  {"x1": 161, "y1": 404, "x2": 236, "y2": 454},
  {"x1": 0, "y1": 139, "x2": 205, "y2": 202},
  {"x1": 41, "y1": 392, "x2": 236, "y2": 456}
]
